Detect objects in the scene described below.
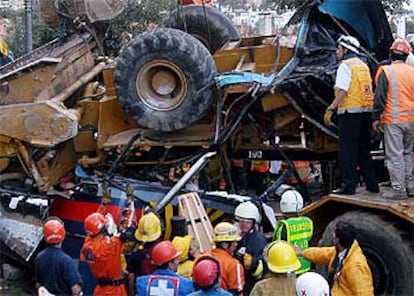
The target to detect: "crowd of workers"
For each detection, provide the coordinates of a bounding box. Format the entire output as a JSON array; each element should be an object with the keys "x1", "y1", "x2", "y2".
[
  {"x1": 32, "y1": 34, "x2": 413, "y2": 296},
  {"x1": 35, "y1": 186, "x2": 373, "y2": 296}
]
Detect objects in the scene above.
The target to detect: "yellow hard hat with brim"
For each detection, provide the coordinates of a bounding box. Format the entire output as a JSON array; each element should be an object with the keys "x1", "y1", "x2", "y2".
[
  {"x1": 212, "y1": 222, "x2": 241, "y2": 242},
  {"x1": 266, "y1": 240, "x2": 301, "y2": 273},
  {"x1": 135, "y1": 212, "x2": 162, "y2": 242}
]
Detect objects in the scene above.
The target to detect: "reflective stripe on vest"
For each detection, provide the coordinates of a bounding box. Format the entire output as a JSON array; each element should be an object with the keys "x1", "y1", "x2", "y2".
[
  {"x1": 337, "y1": 57, "x2": 374, "y2": 114},
  {"x1": 274, "y1": 217, "x2": 313, "y2": 274},
  {"x1": 381, "y1": 63, "x2": 414, "y2": 124}
]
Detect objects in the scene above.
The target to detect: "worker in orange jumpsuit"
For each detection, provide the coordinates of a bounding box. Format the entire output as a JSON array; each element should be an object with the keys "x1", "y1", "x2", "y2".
[
  {"x1": 80, "y1": 211, "x2": 127, "y2": 296},
  {"x1": 202, "y1": 222, "x2": 245, "y2": 295}
]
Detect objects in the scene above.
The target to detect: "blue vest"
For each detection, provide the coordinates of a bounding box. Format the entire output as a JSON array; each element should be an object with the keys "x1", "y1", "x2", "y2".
[{"x1": 137, "y1": 269, "x2": 194, "y2": 296}]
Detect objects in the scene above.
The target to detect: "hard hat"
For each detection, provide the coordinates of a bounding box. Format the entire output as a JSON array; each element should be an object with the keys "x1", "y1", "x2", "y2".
[
  {"x1": 151, "y1": 240, "x2": 181, "y2": 266},
  {"x1": 390, "y1": 38, "x2": 411, "y2": 55},
  {"x1": 234, "y1": 201, "x2": 261, "y2": 224},
  {"x1": 135, "y1": 212, "x2": 162, "y2": 242},
  {"x1": 296, "y1": 272, "x2": 330, "y2": 296},
  {"x1": 212, "y1": 222, "x2": 241, "y2": 242},
  {"x1": 265, "y1": 240, "x2": 301, "y2": 273},
  {"x1": 43, "y1": 217, "x2": 66, "y2": 244},
  {"x1": 84, "y1": 212, "x2": 106, "y2": 236},
  {"x1": 280, "y1": 189, "x2": 304, "y2": 213},
  {"x1": 192, "y1": 256, "x2": 220, "y2": 289},
  {"x1": 337, "y1": 35, "x2": 360, "y2": 53},
  {"x1": 172, "y1": 235, "x2": 193, "y2": 261}
]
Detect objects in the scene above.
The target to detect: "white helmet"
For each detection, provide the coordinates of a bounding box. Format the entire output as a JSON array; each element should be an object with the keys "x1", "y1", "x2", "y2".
[
  {"x1": 280, "y1": 189, "x2": 303, "y2": 214},
  {"x1": 337, "y1": 35, "x2": 360, "y2": 53},
  {"x1": 234, "y1": 201, "x2": 261, "y2": 224},
  {"x1": 296, "y1": 272, "x2": 330, "y2": 296}
]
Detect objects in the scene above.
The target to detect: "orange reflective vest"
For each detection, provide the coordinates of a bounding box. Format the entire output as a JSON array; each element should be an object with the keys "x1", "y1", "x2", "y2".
[
  {"x1": 202, "y1": 248, "x2": 245, "y2": 293},
  {"x1": 250, "y1": 160, "x2": 269, "y2": 173},
  {"x1": 337, "y1": 57, "x2": 374, "y2": 114},
  {"x1": 283, "y1": 161, "x2": 310, "y2": 184},
  {"x1": 380, "y1": 63, "x2": 414, "y2": 124}
]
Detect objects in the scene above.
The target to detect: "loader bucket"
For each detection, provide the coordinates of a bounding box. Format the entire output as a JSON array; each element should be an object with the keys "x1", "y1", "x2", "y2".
[{"x1": 0, "y1": 216, "x2": 43, "y2": 261}]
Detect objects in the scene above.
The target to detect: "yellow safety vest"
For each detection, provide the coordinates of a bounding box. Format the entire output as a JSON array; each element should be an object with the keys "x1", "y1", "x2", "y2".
[{"x1": 337, "y1": 57, "x2": 374, "y2": 114}]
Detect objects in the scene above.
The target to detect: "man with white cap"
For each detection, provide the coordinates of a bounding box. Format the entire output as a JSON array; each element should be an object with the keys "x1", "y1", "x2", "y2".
[{"x1": 324, "y1": 35, "x2": 378, "y2": 195}]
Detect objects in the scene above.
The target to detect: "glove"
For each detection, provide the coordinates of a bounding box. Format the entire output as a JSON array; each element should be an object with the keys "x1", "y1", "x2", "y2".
[
  {"x1": 323, "y1": 108, "x2": 334, "y2": 126},
  {"x1": 243, "y1": 253, "x2": 253, "y2": 270},
  {"x1": 105, "y1": 213, "x2": 118, "y2": 236}
]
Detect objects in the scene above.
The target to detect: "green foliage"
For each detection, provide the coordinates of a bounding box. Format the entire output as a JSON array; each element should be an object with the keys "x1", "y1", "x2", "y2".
[
  {"x1": 1, "y1": 6, "x2": 59, "y2": 58},
  {"x1": 269, "y1": 0, "x2": 409, "y2": 13},
  {"x1": 103, "y1": 0, "x2": 173, "y2": 56}
]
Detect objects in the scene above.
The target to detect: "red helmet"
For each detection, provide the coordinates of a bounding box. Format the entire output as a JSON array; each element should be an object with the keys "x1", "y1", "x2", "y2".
[
  {"x1": 84, "y1": 213, "x2": 106, "y2": 236},
  {"x1": 151, "y1": 241, "x2": 181, "y2": 266},
  {"x1": 390, "y1": 38, "x2": 411, "y2": 55},
  {"x1": 43, "y1": 217, "x2": 66, "y2": 244},
  {"x1": 193, "y1": 256, "x2": 220, "y2": 289}
]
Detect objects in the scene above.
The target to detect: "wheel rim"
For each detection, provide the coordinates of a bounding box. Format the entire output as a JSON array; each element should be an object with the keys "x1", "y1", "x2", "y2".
[
  {"x1": 362, "y1": 245, "x2": 394, "y2": 295},
  {"x1": 136, "y1": 60, "x2": 187, "y2": 111}
]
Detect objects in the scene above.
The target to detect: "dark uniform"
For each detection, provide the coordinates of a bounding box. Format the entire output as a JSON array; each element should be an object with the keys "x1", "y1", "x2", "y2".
[
  {"x1": 236, "y1": 228, "x2": 267, "y2": 294},
  {"x1": 35, "y1": 247, "x2": 82, "y2": 295}
]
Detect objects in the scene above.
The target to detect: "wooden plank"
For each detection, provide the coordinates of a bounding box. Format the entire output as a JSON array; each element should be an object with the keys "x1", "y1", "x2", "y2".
[{"x1": 178, "y1": 192, "x2": 214, "y2": 253}]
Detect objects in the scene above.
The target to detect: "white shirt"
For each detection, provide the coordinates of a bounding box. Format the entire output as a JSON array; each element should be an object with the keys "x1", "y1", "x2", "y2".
[
  {"x1": 335, "y1": 62, "x2": 352, "y2": 91},
  {"x1": 338, "y1": 248, "x2": 348, "y2": 263}
]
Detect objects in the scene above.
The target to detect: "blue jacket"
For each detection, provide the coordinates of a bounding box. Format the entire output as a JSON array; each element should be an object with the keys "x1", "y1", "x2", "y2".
[
  {"x1": 189, "y1": 287, "x2": 232, "y2": 296},
  {"x1": 137, "y1": 269, "x2": 195, "y2": 296}
]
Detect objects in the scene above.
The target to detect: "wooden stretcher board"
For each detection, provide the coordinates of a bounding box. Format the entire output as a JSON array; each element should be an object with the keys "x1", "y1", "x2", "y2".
[{"x1": 178, "y1": 192, "x2": 214, "y2": 253}]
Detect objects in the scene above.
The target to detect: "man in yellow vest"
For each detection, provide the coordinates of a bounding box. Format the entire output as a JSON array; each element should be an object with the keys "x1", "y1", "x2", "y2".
[
  {"x1": 273, "y1": 186, "x2": 313, "y2": 274},
  {"x1": 372, "y1": 38, "x2": 414, "y2": 199},
  {"x1": 324, "y1": 35, "x2": 379, "y2": 195}
]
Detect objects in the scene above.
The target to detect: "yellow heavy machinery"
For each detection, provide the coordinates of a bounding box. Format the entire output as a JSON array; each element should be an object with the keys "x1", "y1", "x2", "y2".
[{"x1": 0, "y1": 0, "x2": 412, "y2": 294}]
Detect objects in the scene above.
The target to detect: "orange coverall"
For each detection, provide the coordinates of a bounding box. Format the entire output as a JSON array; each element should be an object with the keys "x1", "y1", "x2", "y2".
[
  {"x1": 80, "y1": 205, "x2": 127, "y2": 296},
  {"x1": 203, "y1": 248, "x2": 245, "y2": 294}
]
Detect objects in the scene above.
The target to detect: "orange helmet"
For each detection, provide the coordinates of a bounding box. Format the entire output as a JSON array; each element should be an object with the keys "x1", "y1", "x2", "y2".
[
  {"x1": 390, "y1": 38, "x2": 411, "y2": 55},
  {"x1": 43, "y1": 217, "x2": 66, "y2": 244},
  {"x1": 151, "y1": 241, "x2": 181, "y2": 266},
  {"x1": 84, "y1": 212, "x2": 106, "y2": 236}
]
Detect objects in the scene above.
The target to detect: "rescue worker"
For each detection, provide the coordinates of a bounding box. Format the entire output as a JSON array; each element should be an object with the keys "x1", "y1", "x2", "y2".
[
  {"x1": 35, "y1": 217, "x2": 83, "y2": 296},
  {"x1": 273, "y1": 187, "x2": 313, "y2": 275},
  {"x1": 203, "y1": 222, "x2": 245, "y2": 295},
  {"x1": 324, "y1": 35, "x2": 379, "y2": 195},
  {"x1": 250, "y1": 159, "x2": 269, "y2": 195},
  {"x1": 81, "y1": 212, "x2": 127, "y2": 296},
  {"x1": 127, "y1": 212, "x2": 162, "y2": 295},
  {"x1": 136, "y1": 240, "x2": 195, "y2": 295},
  {"x1": 297, "y1": 221, "x2": 373, "y2": 296},
  {"x1": 172, "y1": 234, "x2": 200, "y2": 278},
  {"x1": 372, "y1": 38, "x2": 414, "y2": 199},
  {"x1": 189, "y1": 256, "x2": 231, "y2": 296},
  {"x1": 234, "y1": 201, "x2": 267, "y2": 294},
  {"x1": 250, "y1": 240, "x2": 300, "y2": 296},
  {"x1": 295, "y1": 272, "x2": 330, "y2": 296}
]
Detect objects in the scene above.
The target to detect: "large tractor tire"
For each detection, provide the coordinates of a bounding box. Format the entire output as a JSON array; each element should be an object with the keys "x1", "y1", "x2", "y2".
[
  {"x1": 162, "y1": 5, "x2": 240, "y2": 53},
  {"x1": 317, "y1": 211, "x2": 414, "y2": 295},
  {"x1": 114, "y1": 28, "x2": 216, "y2": 132}
]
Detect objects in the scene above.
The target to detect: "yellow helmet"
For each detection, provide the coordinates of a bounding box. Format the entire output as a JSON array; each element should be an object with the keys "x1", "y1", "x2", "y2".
[
  {"x1": 134, "y1": 212, "x2": 162, "y2": 242},
  {"x1": 172, "y1": 235, "x2": 193, "y2": 261},
  {"x1": 212, "y1": 222, "x2": 241, "y2": 242},
  {"x1": 265, "y1": 241, "x2": 300, "y2": 273}
]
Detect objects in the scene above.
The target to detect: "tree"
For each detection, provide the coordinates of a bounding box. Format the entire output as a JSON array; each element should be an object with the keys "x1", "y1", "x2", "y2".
[
  {"x1": 1, "y1": 6, "x2": 59, "y2": 58},
  {"x1": 268, "y1": 0, "x2": 409, "y2": 13}
]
